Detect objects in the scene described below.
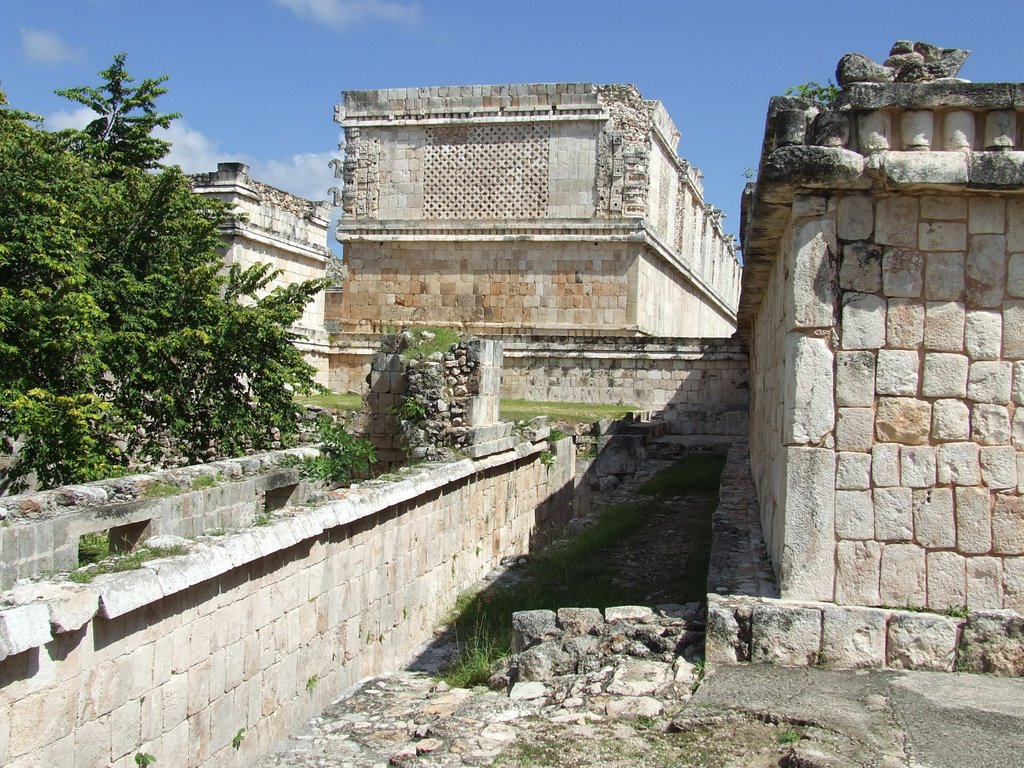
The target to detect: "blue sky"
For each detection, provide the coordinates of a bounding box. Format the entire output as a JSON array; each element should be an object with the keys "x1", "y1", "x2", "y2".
[{"x1": 2, "y1": 0, "x2": 1022, "y2": 251}]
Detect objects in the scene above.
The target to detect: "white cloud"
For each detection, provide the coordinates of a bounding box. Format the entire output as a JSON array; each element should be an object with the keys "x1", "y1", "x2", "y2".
[
  {"x1": 45, "y1": 106, "x2": 95, "y2": 131},
  {"x1": 248, "y1": 151, "x2": 340, "y2": 203},
  {"x1": 20, "y1": 28, "x2": 82, "y2": 66},
  {"x1": 156, "y1": 121, "x2": 225, "y2": 174},
  {"x1": 273, "y1": 0, "x2": 421, "y2": 28}
]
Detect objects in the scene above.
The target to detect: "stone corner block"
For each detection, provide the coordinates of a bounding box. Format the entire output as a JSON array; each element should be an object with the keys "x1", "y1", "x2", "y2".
[
  {"x1": 93, "y1": 567, "x2": 164, "y2": 619},
  {"x1": 886, "y1": 610, "x2": 962, "y2": 671},
  {"x1": 0, "y1": 602, "x2": 53, "y2": 660},
  {"x1": 957, "y1": 611, "x2": 1024, "y2": 675},
  {"x1": 511, "y1": 609, "x2": 558, "y2": 653},
  {"x1": 821, "y1": 606, "x2": 888, "y2": 669},
  {"x1": 780, "y1": 448, "x2": 837, "y2": 602},
  {"x1": 750, "y1": 602, "x2": 823, "y2": 666}
]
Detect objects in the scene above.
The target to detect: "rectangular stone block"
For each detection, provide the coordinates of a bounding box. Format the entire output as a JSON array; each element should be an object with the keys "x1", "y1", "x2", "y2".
[
  {"x1": 923, "y1": 301, "x2": 965, "y2": 351},
  {"x1": 836, "y1": 407, "x2": 873, "y2": 452},
  {"x1": 913, "y1": 487, "x2": 955, "y2": 548},
  {"x1": 886, "y1": 611, "x2": 960, "y2": 671},
  {"x1": 921, "y1": 195, "x2": 967, "y2": 220},
  {"x1": 821, "y1": 606, "x2": 887, "y2": 667},
  {"x1": 1005, "y1": 301, "x2": 1024, "y2": 358},
  {"x1": 835, "y1": 539, "x2": 881, "y2": 605},
  {"x1": 980, "y1": 445, "x2": 1017, "y2": 489},
  {"x1": 901, "y1": 446, "x2": 935, "y2": 487},
  {"x1": 750, "y1": 604, "x2": 823, "y2": 666},
  {"x1": 840, "y1": 243, "x2": 882, "y2": 294},
  {"x1": 931, "y1": 399, "x2": 970, "y2": 441},
  {"x1": 972, "y1": 404, "x2": 1010, "y2": 445},
  {"x1": 924, "y1": 251, "x2": 965, "y2": 301},
  {"x1": 835, "y1": 490, "x2": 874, "y2": 539},
  {"x1": 874, "y1": 486, "x2": 913, "y2": 541},
  {"x1": 1009, "y1": 253, "x2": 1024, "y2": 297},
  {"x1": 966, "y1": 557, "x2": 1003, "y2": 611},
  {"x1": 837, "y1": 195, "x2": 874, "y2": 241},
  {"x1": 835, "y1": 350, "x2": 876, "y2": 407},
  {"x1": 886, "y1": 299, "x2": 924, "y2": 348},
  {"x1": 875, "y1": 349, "x2": 919, "y2": 395},
  {"x1": 871, "y1": 443, "x2": 901, "y2": 487},
  {"x1": 927, "y1": 551, "x2": 967, "y2": 611},
  {"x1": 879, "y1": 543, "x2": 926, "y2": 608},
  {"x1": 841, "y1": 293, "x2": 886, "y2": 349},
  {"x1": 922, "y1": 353, "x2": 968, "y2": 398},
  {"x1": 876, "y1": 197, "x2": 919, "y2": 247},
  {"x1": 956, "y1": 486, "x2": 992, "y2": 554},
  {"x1": 964, "y1": 310, "x2": 1001, "y2": 360},
  {"x1": 1004, "y1": 557, "x2": 1024, "y2": 612},
  {"x1": 875, "y1": 397, "x2": 930, "y2": 445},
  {"x1": 968, "y1": 361, "x2": 1012, "y2": 405},
  {"x1": 836, "y1": 452, "x2": 871, "y2": 490},
  {"x1": 787, "y1": 219, "x2": 837, "y2": 330},
  {"x1": 992, "y1": 494, "x2": 1024, "y2": 554},
  {"x1": 882, "y1": 248, "x2": 923, "y2": 297},
  {"x1": 779, "y1": 447, "x2": 836, "y2": 602},
  {"x1": 969, "y1": 198, "x2": 1006, "y2": 234},
  {"x1": 919, "y1": 221, "x2": 966, "y2": 251},
  {"x1": 966, "y1": 234, "x2": 1007, "y2": 308},
  {"x1": 783, "y1": 333, "x2": 835, "y2": 445}
]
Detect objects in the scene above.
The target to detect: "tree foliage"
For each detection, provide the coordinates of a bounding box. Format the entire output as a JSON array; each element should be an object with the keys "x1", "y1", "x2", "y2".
[{"x1": 0, "y1": 56, "x2": 325, "y2": 490}]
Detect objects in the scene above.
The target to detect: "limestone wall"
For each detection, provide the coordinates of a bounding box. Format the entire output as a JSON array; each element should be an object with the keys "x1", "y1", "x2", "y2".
[
  {"x1": 740, "y1": 75, "x2": 1024, "y2": 613},
  {"x1": 332, "y1": 83, "x2": 740, "y2": 338},
  {"x1": 0, "y1": 440, "x2": 574, "y2": 767}
]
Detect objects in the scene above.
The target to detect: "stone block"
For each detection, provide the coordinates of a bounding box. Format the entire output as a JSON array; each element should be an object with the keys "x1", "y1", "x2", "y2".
[
  {"x1": 1004, "y1": 558, "x2": 1024, "y2": 612},
  {"x1": 921, "y1": 352, "x2": 968, "y2": 398},
  {"x1": 750, "y1": 604, "x2": 823, "y2": 666},
  {"x1": 980, "y1": 446, "x2": 1018, "y2": 489},
  {"x1": 821, "y1": 607, "x2": 887, "y2": 667},
  {"x1": 841, "y1": 293, "x2": 886, "y2": 349},
  {"x1": 886, "y1": 611, "x2": 960, "y2": 671},
  {"x1": 966, "y1": 234, "x2": 1007, "y2": 308},
  {"x1": 836, "y1": 452, "x2": 871, "y2": 490},
  {"x1": 875, "y1": 397, "x2": 931, "y2": 444},
  {"x1": 871, "y1": 443, "x2": 901, "y2": 487},
  {"x1": 837, "y1": 195, "x2": 873, "y2": 241},
  {"x1": 924, "y1": 251, "x2": 966, "y2": 303},
  {"x1": 874, "y1": 487, "x2": 913, "y2": 541},
  {"x1": 913, "y1": 487, "x2": 955, "y2": 548},
  {"x1": 992, "y1": 494, "x2": 1024, "y2": 555},
  {"x1": 968, "y1": 361, "x2": 1012, "y2": 404},
  {"x1": 7, "y1": 582, "x2": 98, "y2": 634},
  {"x1": 966, "y1": 557, "x2": 1003, "y2": 611},
  {"x1": 556, "y1": 607, "x2": 603, "y2": 635},
  {"x1": 876, "y1": 197, "x2": 919, "y2": 247},
  {"x1": 958, "y1": 612, "x2": 1024, "y2": 675},
  {"x1": 1014, "y1": 363, "x2": 1024, "y2": 406},
  {"x1": 511, "y1": 609, "x2": 558, "y2": 652},
  {"x1": 938, "y1": 442, "x2": 981, "y2": 486},
  {"x1": 965, "y1": 310, "x2": 1002, "y2": 360},
  {"x1": 835, "y1": 540, "x2": 881, "y2": 605},
  {"x1": 931, "y1": 399, "x2": 970, "y2": 442},
  {"x1": 780, "y1": 447, "x2": 836, "y2": 601},
  {"x1": 705, "y1": 600, "x2": 745, "y2": 665},
  {"x1": 956, "y1": 486, "x2": 992, "y2": 554},
  {"x1": 879, "y1": 544, "x2": 926, "y2": 608},
  {"x1": 921, "y1": 195, "x2": 967, "y2": 220},
  {"x1": 787, "y1": 219, "x2": 837, "y2": 330},
  {"x1": 875, "y1": 349, "x2": 919, "y2": 395},
  {"x1": 1005, "y1": 301, "x2": 1024, "y2": 358},
  {"x1": 972, "y1": 404, "x2": 1011, "y2": 445},
  {"x1": 93, "y1": 569, "x2": 164, "y2": 620},
  {"x1": 901, "y1": 446, "x2": 936, "y2": 487},
  {"x1": 1010, "y1": 199, "x2": 1024, "y2": 252},
  {"x1": 923, "y1": 301, "x2": 965, "y2": 351},
  {"x1": 835, "y1": 490, "x2": 874, "y2": 539},
  {"x1": 839, "y1": 242, "x2": 882, "y2": 294},
  {"x1": 918, "y1": 221, "x2": 967, "y2": 251},
  {"x1": 881, "y1": 248, "x2": 923, "y2": 297},
  {"x1": 969, "y1": 198, "x2": 1006, "y2": 234},
  {"x1": 0, "y1": 603, "x2": 51, "y2": 661},
  {"x1": 783, "y1": 334, "x2": 834, "y2": 445},
  {"x1": 927, "y1": 551, "x2": 967, "y2": 611},
  {"x1": 834, "y1": 351, "x2": 875, "y2": 407},
  {"x1": 883, "y1": 299, "x2": 922, "y2": 350},
  {"x1": 836, "y1": 407, "x2": 873, "y2": 452},
  {"x1": 604, "y1": 605, "x2": 653, "y2": 623}
]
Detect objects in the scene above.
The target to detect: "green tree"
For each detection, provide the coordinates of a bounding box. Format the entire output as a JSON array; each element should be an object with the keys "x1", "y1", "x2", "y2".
[{"x1": 0, "y1": 56, "x2": 325, "y2": 489}]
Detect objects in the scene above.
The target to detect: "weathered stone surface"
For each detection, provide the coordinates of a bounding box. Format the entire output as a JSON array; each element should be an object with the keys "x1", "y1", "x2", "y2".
[
  {"x1": 886, "y1": 152, "x2": 968, "y2": 186},
  {"x1": 871, "y1": 444, "x2": 901, "y2": 487},
  {"x1": 980, "y1": 446, "x2": 1017, "y2": 489},
  {"x1": 7, "y1": 583, "x2": 99, "y2": 634},
  {"x1": 956, "y1": 486, "x2": 992, "y2": 554},
  {"x1": 835, "y1": 490, "x2": 874, "y2": 539},
  {"x1": 783, "y1": 334, "x2": 835, "y2": 445},
  {"x1": 836, "y1": 452, "x2": 871, "y2": 490},
  {"x1": 913, "y1": 487, "x2": 955, "y2": 548},
  {"x1": 938, "y1": 442, "x2": 980, "y2": 485},
  {"x1": 836, "y1": 53, "x2": 894, "y2": 86},
  {"x1": 556, "y1": 608, "x2": 603, "y2": 635},
  {"x1": 924, "y1": 251, "x2": 965, "y2": 301},
  {"x1": 972, "y1": 404, "x2": 1011, "y2": 445},
  {"x1": 931, "y1": 398, "x2": 970, "y2": 441},
  {"x1": 876, "y1": 198, "x2": 919, "y2": 247},
  {"x1": 968, "y1": 361, "x2": 1012, "y2": 404},
  {"x1": 959, "y1": 612, "x2": 1024, "y2": 675},
  {"x1": 780, "y1": 448, "x2": 836, "y2": 601},
  {"x1": 966, "y1": 557, "x2": 1004, "y2": 611},
  {"x1": 508, "y1": 681, "x2": 547, "y2": 700},
  {"x1": 992, "y1": 494, "x2": 1024, "y2": 555},
  {"x1": 969, "y1": 198, "x2": 1006, "y2": 234},
  {"x1": 821, "y1": 607, "x2": 887, "y2": 668},
  {"x1": 885, "y1": 298, "x2": 924, "y2": 348},
  {"x1": 921, "y1": 352, "x2": 968, "y2": 398},
  {"x1": 926, "y1": 551, "x2": 967, "y2": 612},
  {"x1": 875, "y1": 397, "x2": 931, "y2": 444},
  {"x1": 874, "y1": 487, "x2": 913, "y2": 541},
  {"x1": 923, "y1": 301, "x2": 965, "y2": 351},
  {"x1": 787, "y1": 219, "x2": 837, "y2": 330},
  {"x1": 836, "y1": 407, "x2": 873, "y2": 452},
  {"x1": 969, "y1": 151, "x2": 1024, "y2": 189},
  {"x1": 875, "y1": 349, "x2": 919, "y2": 396},
  {"x1": 965, "y1": 310, "x2": 1002, "y2": 359},
  {"x1": 839, "y1": 243, "x2": 882, "y2": 293},
  {"x1": 966, "y1": 234, "x2": 1007, "y2": 308},
  {"x1": 604, "y1": 605, "x2": 654, "y2": 623},
  {"x1": 1004, "y1": 558, "x2": 1024, "y2": 613},
  {"x1": 901, "y1": 446, "x2": 935, "y2": 487},
  {"x1": 918, "y1": 220, "x2": 967, "y2": 252},
  {"x1": 604, "y1": 696, "x2": 664, "y2": 719},
  {"x1": 606, "y1": 658, "x2": 673, "y2": 696},
  {"x1": 596, "y1": 435, "x2": 647, "y2": 476},
  {"x1": 0, "y1": 603, "x2": 51, "y2": 661},
  {"x1": 835, "y1": 351, "x2": 876, "y2": 408},
  {"x1": 841, "y1": 293, "x2": 886, "y2": 349},
  {"x1": 750, "y1": 604, "x2": 822, "y2": 666},
  {"x1": 1004, "y1": 302, "x2": 1024, "y2": 358},
  {"x1": 705, "y1": 600, "x2": 744, "y2": 665},
  {"x1": 837, "y1": 196, "x2": 874, "y2": 240},
  {"x1": 93, "y1": 569, "x2": 164, "y2": 620},
  {"x1": 886, "y1": 612, "x2": 960, "y2": 671},
  {"x1": 879, "y1": 544, "x2": 926, "y2": 608},
  {"x1": 835, "y1": 540, "x2": 881, "y2": 606},
  {"x1": 511, "y1": 610, "x2": 559, "y2": 653},
  {"x1": 762, "y1": 146, "x2": 866, "y2": 187}
]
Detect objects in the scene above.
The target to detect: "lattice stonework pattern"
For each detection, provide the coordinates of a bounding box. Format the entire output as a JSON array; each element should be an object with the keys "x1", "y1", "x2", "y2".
[{"x1": 424, "y1": 123, "x2": 550, "y2": 219}]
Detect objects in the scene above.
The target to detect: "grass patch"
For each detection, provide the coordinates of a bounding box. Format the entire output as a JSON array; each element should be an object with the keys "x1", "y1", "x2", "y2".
[
  {"x1": 191, "y1": 474, "x2": 217, "y2": 490},
  {"x1": 296, "y1": 391, "x2": 363, "y2": 413},
  {"x1": 77, "y1": 532, "x2": 111, "y2": 566},
  {"x1": 440, "y1": 455, "x2": 723, "y2": 687},
  {"x1": 500, "y1": 399, "x2": 637, "y2": 425},
  {"x1": 68, "y1": 544, "x2": 188, "y2": 583},
  {"x1": 141, "y1": 480, "x2": 181, "y2": 499},
  {"x1": 401, "y1": 327, "x2": 462, "y2": 360}
]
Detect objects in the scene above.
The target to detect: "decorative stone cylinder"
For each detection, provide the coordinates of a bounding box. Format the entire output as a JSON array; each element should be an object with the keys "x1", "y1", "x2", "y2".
[
  {"x1": 811, "y1": 111, "x2": 850, "y2": 148},
  {"x1": 901, "y1": 110, "x2": 934, "y2": 151},
  {"x1": 775, "y1": 109, "x2": 809, "y2": 147},
  {"x1": 984, "y1": 110, "x2": 1017, "y2": 150},
  {"x1": 859, "y1": 111, "x2": 892, "y2": 153},
  {"x1": 943, "y1": 110, "x2": 976, "y2": 151}
]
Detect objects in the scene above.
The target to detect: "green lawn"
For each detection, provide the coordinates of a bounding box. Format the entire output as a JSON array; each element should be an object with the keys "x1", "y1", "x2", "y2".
[
  {"x1": 499, "y1": 399, "x2": 637, "y2": 424},
  {"x1": 295, "y1": 391, "x2": 363, "y2": 412}
]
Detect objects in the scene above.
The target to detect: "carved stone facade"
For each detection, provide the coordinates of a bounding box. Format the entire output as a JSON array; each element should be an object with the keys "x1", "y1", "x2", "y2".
[
  {"x1": 191, "y1": 163, "x2": 334, "y2": 384},
  {"x1": 329, "y1": 83, "x2": 740, "y2": 338}
]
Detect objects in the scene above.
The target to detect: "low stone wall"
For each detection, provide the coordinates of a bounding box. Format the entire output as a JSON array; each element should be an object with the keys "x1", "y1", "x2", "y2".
[
  {"x1": 0, "y1": 437, "x2": 575, "y2": 767},
  {"x1": 327, "y1": 333, "x2": 749, "y2": 436}
]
